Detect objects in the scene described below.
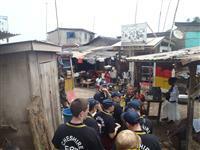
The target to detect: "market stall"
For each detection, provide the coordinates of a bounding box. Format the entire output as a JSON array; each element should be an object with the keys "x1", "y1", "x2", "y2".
[{"x1": 127, "y1": 46, "x2": 200, "y2": 150}]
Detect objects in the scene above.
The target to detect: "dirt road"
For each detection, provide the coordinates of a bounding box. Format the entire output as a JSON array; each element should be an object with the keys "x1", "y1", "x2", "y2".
[{"x1": 74, "y1": 87, "x2": 96, "y2": 99}]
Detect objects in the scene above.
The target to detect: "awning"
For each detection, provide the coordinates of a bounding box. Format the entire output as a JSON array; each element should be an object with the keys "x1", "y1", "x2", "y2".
[
  {"x1": 126, "y1": 46, "x2": 200, "y2": 65},
  {"x1": 84, "y1": 50, "x2": 118, "y2": 60},
  {"x1": 68, "y1": 45, "x2": 115, "y2": 60},
  {"x1": 112, "y1": 37, "x2": 165, "y2": 48}
]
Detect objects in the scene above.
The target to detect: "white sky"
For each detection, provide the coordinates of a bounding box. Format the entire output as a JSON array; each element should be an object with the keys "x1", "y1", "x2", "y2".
[{"x1": 0, "y1": 0, "x2": 199, "y2": 42}]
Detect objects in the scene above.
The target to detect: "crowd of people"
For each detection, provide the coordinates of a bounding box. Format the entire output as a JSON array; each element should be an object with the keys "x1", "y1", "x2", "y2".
[{"x1": 52, "y1": 77, "x2": 171, "y2": 150}]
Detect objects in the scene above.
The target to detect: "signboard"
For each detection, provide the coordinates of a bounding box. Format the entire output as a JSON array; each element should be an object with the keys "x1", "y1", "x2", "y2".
[
  {"x1": 155, "y1": 66, "x2": 171, "y2": 91},
  {"x1": 121, "y1": 23, "x2": 147, "y2": 46},
  {"x1": 0, "y1": 16, "x2": 8, "y2": 32}
]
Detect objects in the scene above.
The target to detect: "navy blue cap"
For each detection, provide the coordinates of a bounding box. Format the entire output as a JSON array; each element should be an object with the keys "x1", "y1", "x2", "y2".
[
  {"x1": 88, "y1": 98, "x2": 99, "y2": 110},
  {"x1": 122, "y1": 111, "x2": 140, "y2": 125},
  {"x1": 100, "y1": 80, "x2": 107, "y2": 87},
  {"x1": 111, "y1": 92, "x2": 122, "y2": 98},
  {"x1": 127, "y1": 100, "x2": 141, "y2": 111},
  {"x1": 102, "y1": 99, "x2": 114, "y2": 109}
]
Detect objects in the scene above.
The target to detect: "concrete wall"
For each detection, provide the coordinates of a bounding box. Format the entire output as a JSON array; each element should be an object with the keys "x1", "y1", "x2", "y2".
[
  {"x1": 0, "y1": 52, "x2": 34, "y2": 149},
  {"x1": 47, "y1": 29, "x2": 94, "y2": 46}
]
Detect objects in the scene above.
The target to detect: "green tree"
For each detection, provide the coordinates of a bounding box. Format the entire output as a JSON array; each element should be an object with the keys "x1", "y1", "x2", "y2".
[{"x1": 192, "y1": 16, "x2": 200, "y2": 23}]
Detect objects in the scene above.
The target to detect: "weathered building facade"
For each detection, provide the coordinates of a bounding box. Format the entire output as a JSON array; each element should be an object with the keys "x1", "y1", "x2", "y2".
[
  {"x1": 47, "y1": 28, "x2": 95, "y2": 47},
  {"x1": 175, "y1": 22, "x2": 200, "y2": 49}
]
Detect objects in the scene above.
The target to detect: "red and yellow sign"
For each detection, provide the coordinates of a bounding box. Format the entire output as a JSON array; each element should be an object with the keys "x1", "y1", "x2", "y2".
[{"x1": 155, "y1": 67, "x2": 171, "y2": 90}]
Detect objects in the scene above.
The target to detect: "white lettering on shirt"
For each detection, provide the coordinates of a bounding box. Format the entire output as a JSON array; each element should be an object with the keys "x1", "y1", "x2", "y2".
[
  {"x1": 140, "y1": 144, "x2": 150, "y2": 150},
  {"x1": 61, "y1": 136, "x2": 84, "y2": 149}
]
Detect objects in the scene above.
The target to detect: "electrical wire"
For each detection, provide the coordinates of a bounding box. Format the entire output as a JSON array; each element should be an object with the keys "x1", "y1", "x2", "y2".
[
  {"x1": 158, "y1": 0, "x2": 164, "y2": 32},
  {"x1": 162, "y1": 0, "x2": 172, "y2": 31}
]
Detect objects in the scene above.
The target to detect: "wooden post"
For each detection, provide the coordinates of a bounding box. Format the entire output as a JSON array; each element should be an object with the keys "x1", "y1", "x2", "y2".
[
  {"x1": 153, "y1": 62, "x2": 156, "y2": 86},
  {"x1": 186, "y1": 63, "x2": 197, "y2": 150}
]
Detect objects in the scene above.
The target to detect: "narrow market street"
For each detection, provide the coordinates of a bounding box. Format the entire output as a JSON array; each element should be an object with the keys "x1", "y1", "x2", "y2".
[
  {"x1": 74, "y1": 86, "x2": 198, "y2": 149},
  {"x1": 1, "y1": 1, "x2": 200, "y2": 149}
]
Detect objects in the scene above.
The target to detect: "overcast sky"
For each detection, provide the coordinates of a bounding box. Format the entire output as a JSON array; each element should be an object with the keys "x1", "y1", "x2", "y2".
[{"x1": 0, "y1": 0, "x2": 199, "y2": 42}]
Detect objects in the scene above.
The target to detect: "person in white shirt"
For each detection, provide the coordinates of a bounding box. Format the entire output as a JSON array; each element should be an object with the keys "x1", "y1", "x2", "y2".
[
  {"x1": 162, "y1": 77, "x2": 180, "y2": 123},
  {"x1": 96, "y1": 74, "x2": 102, "y2": 89},
  {"x1": 110, "y1": 67, "x2": 117, "y2": 83}
]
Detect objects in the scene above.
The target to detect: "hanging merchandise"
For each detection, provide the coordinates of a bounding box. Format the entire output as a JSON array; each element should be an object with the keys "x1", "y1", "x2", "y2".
[
  {"x1": 97, "y1": 57, "x2": 105, "y2": 62},
  {"x1": 78, "y1": 58, "x2": 83, "y2": 64},
  {"x1": 87, "y1": 58, "x2": 96, "y2": 64}
]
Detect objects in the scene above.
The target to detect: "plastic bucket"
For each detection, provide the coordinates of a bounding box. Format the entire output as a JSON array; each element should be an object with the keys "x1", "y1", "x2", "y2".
[{"x1": 63, "y1": 108, "x2": 72, "y2": 123}]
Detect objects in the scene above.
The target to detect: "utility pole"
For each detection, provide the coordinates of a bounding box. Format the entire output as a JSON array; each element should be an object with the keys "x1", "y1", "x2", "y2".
[
  {"x1": 168, "y1": 0, "x2": 180, "y2": 51},
  {"x1": 45, "y1": 2, "x2": 48, "y2": 34},
  {"x1": 134, "y1": 0, "x2": 139, "y2": 24},
  {"x1": 92, "y1": 16, "x2": 95, "y2": 33},
  {"x1": 55, "y1": 0, "x2": 61, "y2": 46}
]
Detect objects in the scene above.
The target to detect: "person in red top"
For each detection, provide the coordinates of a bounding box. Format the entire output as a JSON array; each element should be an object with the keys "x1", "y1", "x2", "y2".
[{"x1": 104, "y1": 71, "x2": 111, "y2": 83}]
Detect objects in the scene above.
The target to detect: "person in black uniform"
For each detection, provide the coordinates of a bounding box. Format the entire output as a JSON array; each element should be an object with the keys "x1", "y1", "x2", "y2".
[
  {"x1": 94, "y1": 99, "x2": 121, "y2": 150},
  {"x1": 111, "y1": 92, "x2": 123, "y2": 126},
  {"x1": 122, "y1": 111, "x2": 161, "y2": 150},
  {"x1": 94, "y1": 83, "x2": 111, "y2": 104},
  {"x1": 52, "y1": 98, "x2": 104, "y2": 150},
  {"x1": 84, "y1": 98, "x2": 100, "y2": 134},
  {"x1": 125, "y1": 100, "x2": 153, "y2": 134}
]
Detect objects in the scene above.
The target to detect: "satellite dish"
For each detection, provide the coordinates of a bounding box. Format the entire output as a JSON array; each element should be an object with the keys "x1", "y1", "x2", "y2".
[{"x1": 173, "y1": 30, "x2": 184, "y2": 39}]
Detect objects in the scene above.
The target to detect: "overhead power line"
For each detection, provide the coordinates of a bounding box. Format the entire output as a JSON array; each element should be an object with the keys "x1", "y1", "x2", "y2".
[
  {"x1": 158, "y1": 0, "x2": 164, "y2": 32},
  {"x1": 162, "y1": 0, "x2": 172, "y2": 31}
]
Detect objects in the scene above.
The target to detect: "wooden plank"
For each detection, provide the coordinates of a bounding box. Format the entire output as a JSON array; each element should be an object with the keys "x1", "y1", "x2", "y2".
[
  {"x1": 27, "y1": 52, "x2": 41, "y2": 96},
  {"x1": 186, "y1": 63, "x2": 197, "y2": 150},
  {"x1": 39, "y1": 61, "x2": 61, "y2": 135}
]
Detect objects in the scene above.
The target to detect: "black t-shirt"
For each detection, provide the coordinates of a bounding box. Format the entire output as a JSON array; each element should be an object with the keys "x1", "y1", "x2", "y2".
[
  {"x1": 135, "y1": 131, "x2": 161, "y2": 150},
  {"x1": 94, "y1": 111, "x2": 116, "y2": 150},
  {"x1": 52, "y1": 122, "x2": 104, "y2": 150},
  {"x1": 113, "y1": 102, "x2": 123, "y2": 125},
  {"x1": 94, "y1": 111, "x2": 115, "y2": 136},
  {"x1": 84, "y1": 113, "x2": 99, "y2": 135},
  {"x1": 94, "y1": 91, "x2": 107, "y2": 104},
  {"x1": 139, "y1": 116, "x2": 153, "y2": 134}
]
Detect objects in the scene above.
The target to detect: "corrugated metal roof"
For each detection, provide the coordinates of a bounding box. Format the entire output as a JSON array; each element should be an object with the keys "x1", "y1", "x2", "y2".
[
  {"x1": 70, "y1": 46, "x2": 115, "y2": 59},
  {"x1": 47, "y1": 28, "x2": 95, "y2": 34},
  {"x1": 85, "y1": 50, "x2": 118, "y2": 60},
  {"x1": 126, "y1": 46, "x2": 200, "y2": 65},
  {"x1": 0, "y1": 40, "x2": 61, "y2": 55},
  {"x1": 112, "y1": 37, "x2": 164, "y2": 48}
]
